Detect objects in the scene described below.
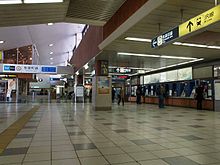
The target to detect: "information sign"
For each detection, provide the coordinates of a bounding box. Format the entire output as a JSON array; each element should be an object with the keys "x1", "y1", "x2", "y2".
[
  {"x1": 151, "y1": 27, "x2": 179, "y2": 48},
  {"x1": 179, "y1": 5, "x2": 220, "y2": 37}
]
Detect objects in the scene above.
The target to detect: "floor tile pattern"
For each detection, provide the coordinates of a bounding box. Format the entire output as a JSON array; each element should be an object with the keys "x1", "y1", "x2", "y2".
[{"x1": 1, "y1": 103, "x2": 220, "y2": 164}]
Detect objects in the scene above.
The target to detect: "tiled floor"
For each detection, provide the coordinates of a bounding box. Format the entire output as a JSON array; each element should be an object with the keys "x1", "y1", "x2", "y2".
[
  {"x1": 0, "y1": 104, "x2": 37, "y2": 134},
  {"x1": 1, "y1": 102, "x2": 220, "y2": 164}
]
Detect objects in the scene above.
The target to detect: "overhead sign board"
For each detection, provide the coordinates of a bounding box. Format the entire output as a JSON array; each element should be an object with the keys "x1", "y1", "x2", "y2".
[
  {"x1": 115, "y1": 67, "x2": 132, "y2": 73},
  {"x1": 41, "y1": 66, "x2": 57, "y2": 74},
  {"x1": 3, "y1": 64, "x2": 41, "y2": 73},
  {"x1": 151, "y1": 27, "x2": 179, "y2": 48},
  {"x1": 2, "y1": 64, "x2": 57, "y2": 74},
  {"x1": 179, "y1": 5, "x2": 220, "y2": 37},
  {"x1": 151, "y1": 5, "x2": 220, "y2": 48}
]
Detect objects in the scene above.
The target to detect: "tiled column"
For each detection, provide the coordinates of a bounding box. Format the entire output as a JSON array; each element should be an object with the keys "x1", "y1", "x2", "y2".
[{"x1": 92, "y1": 60, "x2": 112, "y2": 111}]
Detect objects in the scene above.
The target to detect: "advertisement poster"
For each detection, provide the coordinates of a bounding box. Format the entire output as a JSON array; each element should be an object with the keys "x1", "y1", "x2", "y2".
[
  {"x1": 100, "y1": 61, "x2": 109, "y2": 76},
  {"x1": 97, "y1": 77, "x2": 110, "y2": 94}
]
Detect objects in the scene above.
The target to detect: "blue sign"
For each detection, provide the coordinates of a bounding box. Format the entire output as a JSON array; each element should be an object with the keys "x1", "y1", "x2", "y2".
[
  {"x1": 4, "y1": 65, "x2": 15, "y2": 71},
  {"x1": 151, "y1": 27, "x2": 179, "y2": 48},
  {"x1": 41, "y1": 66, "x2": 57, "y2": 73},
  {"x1": 50, "y1": 78, "x2": 60, "y2": 81}
]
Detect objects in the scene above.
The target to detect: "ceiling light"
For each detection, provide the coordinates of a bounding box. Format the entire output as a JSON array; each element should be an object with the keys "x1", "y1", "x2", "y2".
[
  {"x1": 29, "y1": 57, "x2": 32, "y2": 60},
  {"x1": 50, "y1": 57, "x2": 53, "y2": 60},
  {"x1": 117, "y1": 52, "x2": 160, "y2": 58},
  {"x1": 0, "y1": 40, "x2": 4, "y2": 44},
  {"x1": 0, "y1": 0, "x2": 22, "y2": 4},
  {"x1": 160, "y1": 55, "x2": 197, "y2": 60},
  {"x1": 181, "y1": 43, "x2": 207, "y2": 48},
  {"x1": 118, "y1": 52, "x2": 199, "y2": 60},
  {"x1": 173, "y1": 42, "x2": 182, "y2": 45},
  {"x1": 173, "y1": 42, "x2": 220, "y2": 50},
  {"x1": 84, "y1": 63, "x2": 89, "y2": 70},
  {"x1": 49, "y1": 44, "x2": 53, "y2": 47},
  {"x1": 151, "y1": 58, "x2": 204, "y2": 72},
  {"x1": 125, "y1": 37, "x2": 151, "y2": 42},
  {"x1": 49, "y1": 52, "x2": 53, "y2": 55},
  {"x1": 207, "y1": 46, "x2": 220, "y2": 49},
  {"x1": 47, "y1": 23, "x2": 54, "y2": 26},
  {"x1": 24, "y1": 0, "x2": 63, "y2": 3},
  {"x1": 50, "y1": 62, "x2": 53, "y2": 65}
]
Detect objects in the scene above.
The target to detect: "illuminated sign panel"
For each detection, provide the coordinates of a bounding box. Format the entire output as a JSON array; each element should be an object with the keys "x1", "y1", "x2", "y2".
[
  {"x1": 2, "y1": 64, "x2": 57, "y2": 74},
  {"x1": 179, "y1": 5, "x2": 220, "y2": 37}
]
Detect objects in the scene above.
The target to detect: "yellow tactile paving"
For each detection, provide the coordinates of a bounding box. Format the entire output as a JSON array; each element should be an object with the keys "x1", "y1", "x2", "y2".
[{"x1": 0, "y1": 106, "x2": 39, "y2": 154}]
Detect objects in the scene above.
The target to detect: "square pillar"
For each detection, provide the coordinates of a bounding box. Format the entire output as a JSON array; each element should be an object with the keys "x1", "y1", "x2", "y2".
[{"x1": 92, "y1": 60, "x2": 112, "y2": 111}]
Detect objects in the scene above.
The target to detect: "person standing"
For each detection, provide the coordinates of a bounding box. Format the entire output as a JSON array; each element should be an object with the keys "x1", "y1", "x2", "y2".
[
  {"x1": 157, "y1": 85, "x2": 165, "y2": 108},
  {"x1": 136, "y1": 86, "x2": 141, "y2": 104},
  {"x1": 112, "y1": 88, "x2": 115, "y2": 103},
  {"x1": 118, "y1": 88, "x2": 124, "y2": 106},
  {"x1": 195, "y1": 84, "x2": 204, "y2": 110},
  {"x1": 89, "y1": 88, "x2": 92, "y2": 103}
]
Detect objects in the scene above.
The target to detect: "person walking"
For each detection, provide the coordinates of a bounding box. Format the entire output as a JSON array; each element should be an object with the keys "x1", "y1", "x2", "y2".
[
  {"x1": 118, "y1": 88, "x2": 125, "y2": 106},
  {"x1": 195, "y1": 84, "x2": 204, "y2": 110},
  {"x1": 157, "y1": 84, "x2": 165, "y2": 108}
]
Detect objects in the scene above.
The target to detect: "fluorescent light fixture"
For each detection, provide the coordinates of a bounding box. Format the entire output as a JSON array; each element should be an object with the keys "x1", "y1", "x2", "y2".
[
  {"x1": 85, "y1": 72, "x2": 92, "y2": 75},
  {"x1": 173, "y1": 42, "x2": 182, "y2": 45},
  {"x1": 160, "y1": 55, "x2": 197, "y2": 60},
  {"x1": 49, "y1": 44, "x2": 53, "y2": 47},
  {"x1": 118, "y1": 52, "x2": 198, "y2": 60},
  {"x1": 75, "y1": 71, "x2": 79, "y2": 75},
  {"x1": 24, "y1": 0, "x2": 63, "y2": 3},
  {"x1": 125, "y1": 37, "x2": 151, "y2": 43},
  {"x1": 149, "y1": 58, "x2": 204, "y2": 72},
  {"x1": 91, "y1": 70, "x2": 95, "y2": 76},
  {"x1": 109, "y1": 66, "x2": 152, "y2": 71},
  {"x1": 117, "y1": 52, "x2": 160, "y2": 58},
  {"x1": 125, "y1": 37, "x2": 220, "y2": 50},
  {"x1": 207, "y1": 46, "x2": 220, "y2": 49},
  {"x1": 0, "y1": 0, "x2": 22, "y2": 4},
  {"x1": 84, "y1": 63, "x2": 89, "y2": 70},
  {"x1": 49, "y1": 52, "x2": 53, "y2": 55},
  {"x1": 181, "y1": 43, "x2": 207, "y2": 48},
  {"x1": 50, "y1": 57, "x2": 53, "y2": 60},
  {"x1": 47, "y1": 23, "x2": 54, "y2": 26},
  {"x1": 173, "y1": 42, "x2": 220, "y2": 50},
  {"x1": 0, "y1": 40, "x2": 4, "y2": 44}
]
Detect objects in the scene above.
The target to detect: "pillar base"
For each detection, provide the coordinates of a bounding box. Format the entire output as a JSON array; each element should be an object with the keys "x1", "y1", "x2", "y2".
[{"x1": 93, "y1": 106, "x2": 112, "y2": 111}]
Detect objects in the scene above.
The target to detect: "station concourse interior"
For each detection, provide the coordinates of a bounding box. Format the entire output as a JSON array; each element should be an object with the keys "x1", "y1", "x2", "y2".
[{"x1": 0, "y1": 0, "x2": 220, "y2": 165}]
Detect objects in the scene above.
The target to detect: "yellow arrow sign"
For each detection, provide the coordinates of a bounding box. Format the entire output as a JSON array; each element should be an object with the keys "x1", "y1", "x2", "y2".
[
  {"x1": 179, "y1": 5, "x2": 220, "y2": 37},
  {"x1": 0, "y1": 51, "x2": 3, "y2": 61}
]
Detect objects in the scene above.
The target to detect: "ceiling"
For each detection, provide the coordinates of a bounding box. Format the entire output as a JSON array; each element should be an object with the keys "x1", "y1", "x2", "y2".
[
  {"x1": 90, "y1": 0, "x2": 220, "y2": 73},
  {"x1": 0, "y1": 0, "x2": 126, "y2": 27},
  {"x1": 0, "y1": 23, "x2": 85, "y2": 66},
  {"x1": 66, "y1": 0, "x2": 126, "y2": 26},
  {"x1": 0, "y1": 0, "x2": 126, "y2": 67}
]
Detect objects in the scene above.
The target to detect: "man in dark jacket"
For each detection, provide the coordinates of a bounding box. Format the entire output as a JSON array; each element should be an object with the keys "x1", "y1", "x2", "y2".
[{"x1": 195, "y1": 85, "x2": 204, "y2": 110}]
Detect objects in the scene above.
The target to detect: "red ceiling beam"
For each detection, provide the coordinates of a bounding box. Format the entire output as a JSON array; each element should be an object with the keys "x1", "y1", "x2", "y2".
[
  {"x1": 70, "y1": 26, "x2": 103, "y2": 71},
  {"x1": 71, "y1": 0, "x2": 149, "y2": 71}
]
